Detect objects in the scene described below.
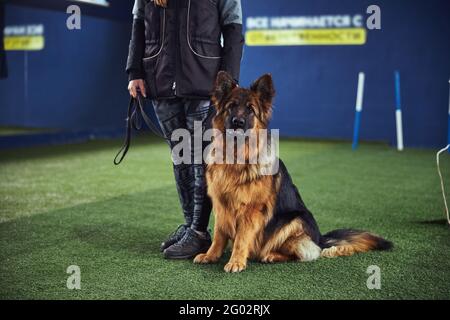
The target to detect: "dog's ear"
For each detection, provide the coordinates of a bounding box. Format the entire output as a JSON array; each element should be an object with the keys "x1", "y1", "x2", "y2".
[
  {"x1": 250, "y1": 74, "x2": 275, "y2": 110},
  {"x1": 212, "y1": 71, "x2": 237, "y2": 109}
]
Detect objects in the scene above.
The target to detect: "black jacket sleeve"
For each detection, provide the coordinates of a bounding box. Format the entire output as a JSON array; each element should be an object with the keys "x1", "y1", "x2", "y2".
[
  {"x1": 219, "y1": 0, "x2": 244, "y2": 83},
  {"x1": 221, "y1": 23, "x2": 244, "y2": 83},
  {"x1": 126, "y1": 18, "x2": 145, "y2": 81}
]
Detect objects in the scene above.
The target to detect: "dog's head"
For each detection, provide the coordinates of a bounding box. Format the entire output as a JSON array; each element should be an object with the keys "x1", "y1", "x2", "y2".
[{"x1": 211, "y1": 71, "x2": 275, "y2": 132}]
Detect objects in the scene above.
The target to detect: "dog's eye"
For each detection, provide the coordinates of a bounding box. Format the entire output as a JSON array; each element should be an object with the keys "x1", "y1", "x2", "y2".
[{"x1": 247, "y1": 105, "x2": 255, "y2": 113}]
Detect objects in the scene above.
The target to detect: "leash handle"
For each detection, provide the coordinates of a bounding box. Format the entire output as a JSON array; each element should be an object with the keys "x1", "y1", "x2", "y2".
[
  {"x1": 113, "y1": 93, "x2": 167, "y2": 165},
  {"x1": 113, "y1": 97, "x2": 135, "y2": 165}
]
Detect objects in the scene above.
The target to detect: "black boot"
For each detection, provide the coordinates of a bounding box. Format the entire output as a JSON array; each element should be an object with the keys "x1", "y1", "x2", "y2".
[
  {"x1": 173, "y1": 163, "x2": 195, "y2": 226},
  {"x1": 160, "y1": 163, "x2": 195, "y2": 252},
  {"x1": 163, "y1": 160, "x2": 213, "y2": 259},
  {"x1": 191, "y1": 164, "x2": 212, "y2": 232},
  {"x1": 160, "y1": 224, "x2": 189, "y2": 252},
  {"x1": 163, "y1": 227, "x2": 211, "y2": 260}
]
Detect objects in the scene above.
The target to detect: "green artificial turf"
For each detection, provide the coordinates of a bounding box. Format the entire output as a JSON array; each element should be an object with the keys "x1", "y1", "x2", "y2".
[{"x1": 1, "y1": 136, "x2": 449, "y2": 300}]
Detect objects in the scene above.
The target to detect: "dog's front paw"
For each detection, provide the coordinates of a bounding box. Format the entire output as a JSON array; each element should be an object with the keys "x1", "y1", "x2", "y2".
[
  {"x1": 194, "y1": 253, "x2": 219, "y2": 264},
  {"x1": 224, "y1": 261, "x2": 247, "y2": 273}
]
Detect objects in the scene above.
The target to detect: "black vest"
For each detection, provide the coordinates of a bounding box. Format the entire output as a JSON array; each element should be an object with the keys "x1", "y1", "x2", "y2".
[{"x1": 143, "y1": 0, "x2": 223, "y2": 99}]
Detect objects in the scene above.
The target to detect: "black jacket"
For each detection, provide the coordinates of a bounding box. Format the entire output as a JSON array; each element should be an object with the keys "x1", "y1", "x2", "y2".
[{"x1": 126, "y1": 0, "x2": 244, "y2": 99}]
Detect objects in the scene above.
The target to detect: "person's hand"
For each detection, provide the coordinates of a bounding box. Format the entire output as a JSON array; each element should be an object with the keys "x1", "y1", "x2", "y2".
[{"x1": 128, "y1": 79, "x2": 147, "y2": 98}]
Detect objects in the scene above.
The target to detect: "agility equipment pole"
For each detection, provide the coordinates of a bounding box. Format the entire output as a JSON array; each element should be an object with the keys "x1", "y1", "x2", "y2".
[
  {"x1": 436, "y1": 145, "x2": 450, "y2": 226},
  {"x1": 448, "y1": 79, "x2": 450, "y2": 153},
  {"x1": 394, "y1": 71, "x2": 404, "y2": 151},
  {"x1": 352, "y1": 72, "x2": 365, "y2": 150}
]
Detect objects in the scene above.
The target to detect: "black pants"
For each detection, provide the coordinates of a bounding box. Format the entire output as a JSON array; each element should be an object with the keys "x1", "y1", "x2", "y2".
[{"x1": 152, "y1": 98, "x2": 213, "y2": 232}]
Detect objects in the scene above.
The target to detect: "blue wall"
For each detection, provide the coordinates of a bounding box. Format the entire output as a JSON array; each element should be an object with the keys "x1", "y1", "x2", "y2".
[
  {"x1": 0, "y1": 1, "x2": 132, "y2": 131},
  {"x1": 240, "y1": 0, "x2": 450, "y2": 148},
  {"x1": 1, "y1": 0, "x2": 450, "y2": 148}
]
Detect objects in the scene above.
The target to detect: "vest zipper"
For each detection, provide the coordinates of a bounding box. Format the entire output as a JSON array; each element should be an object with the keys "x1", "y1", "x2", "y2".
[{"x1": 173, "y1": 0, "x2": 180, "y2": 97}]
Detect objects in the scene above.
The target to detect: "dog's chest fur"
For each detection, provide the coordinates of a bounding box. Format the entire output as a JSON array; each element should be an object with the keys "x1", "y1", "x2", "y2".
[{"x1": 207, "y1": 164, "x2": 276, "y2": 242}]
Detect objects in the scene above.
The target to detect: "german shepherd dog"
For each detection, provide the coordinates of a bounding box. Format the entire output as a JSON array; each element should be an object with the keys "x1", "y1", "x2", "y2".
[{"x1": 194, "y1": 72, "x2": 392, "y2": 273}]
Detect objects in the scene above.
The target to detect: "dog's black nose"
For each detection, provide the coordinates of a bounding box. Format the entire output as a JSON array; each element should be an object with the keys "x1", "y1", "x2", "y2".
[{"x1": 231, "y1": 117, "x2": 246, "y2": 128}]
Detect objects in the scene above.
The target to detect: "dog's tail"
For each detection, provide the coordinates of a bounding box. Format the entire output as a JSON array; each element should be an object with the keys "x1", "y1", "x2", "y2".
[{"x1": 319, "y1": 229, "x2": 393, "y2": 258}]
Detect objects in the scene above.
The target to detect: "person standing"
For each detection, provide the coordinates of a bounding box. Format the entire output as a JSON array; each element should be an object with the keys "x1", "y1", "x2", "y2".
[{"x1": 126, "y1": 0, "x2": 244, "y2": 259}]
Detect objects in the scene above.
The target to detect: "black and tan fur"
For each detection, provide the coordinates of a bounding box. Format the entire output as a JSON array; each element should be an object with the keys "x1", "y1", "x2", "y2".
[{"x1": 194, "y1": 72, "x2": 393, "y2": 273}]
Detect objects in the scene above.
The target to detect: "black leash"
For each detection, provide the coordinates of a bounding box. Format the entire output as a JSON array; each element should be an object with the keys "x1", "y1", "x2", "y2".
[
  {"x1": 114, "y1": 94, "x2": 217, "y2": 165},
  {"x1": 114, "y1": 93, "x2": 167, "y2": 165}
]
